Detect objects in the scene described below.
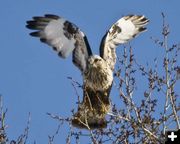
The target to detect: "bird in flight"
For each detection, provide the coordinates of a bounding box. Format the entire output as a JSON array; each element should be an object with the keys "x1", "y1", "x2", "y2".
[{"x1": 26, "y1": 14, "x2": 149, "y2": 129}]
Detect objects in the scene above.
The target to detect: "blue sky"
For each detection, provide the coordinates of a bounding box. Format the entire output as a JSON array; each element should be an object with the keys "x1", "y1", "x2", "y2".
[{"x1": 0, "y1": 0, "x2": 180, "y2": 143}]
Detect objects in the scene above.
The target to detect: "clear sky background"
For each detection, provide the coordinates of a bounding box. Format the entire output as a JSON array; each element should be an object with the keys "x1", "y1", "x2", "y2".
[{"x1": 0, "y1": 0, "x2": 180, "y2": 143}]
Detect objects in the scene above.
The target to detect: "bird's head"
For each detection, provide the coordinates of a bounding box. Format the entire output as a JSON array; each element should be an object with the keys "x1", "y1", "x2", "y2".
[{"x1": 88, "y1": 55, "x2": 104, "y2": 68}]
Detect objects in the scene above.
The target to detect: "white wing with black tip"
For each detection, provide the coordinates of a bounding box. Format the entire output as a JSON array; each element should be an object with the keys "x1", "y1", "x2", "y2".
[
  {"x1": 100, "y1": 15, "x2": 149, "y2": 71},
  {"x1": 26, "y1": 14, "x2": 92, "y2": 72}
]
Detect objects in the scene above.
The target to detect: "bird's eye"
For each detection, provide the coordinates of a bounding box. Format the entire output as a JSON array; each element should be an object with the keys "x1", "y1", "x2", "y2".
[{"x1": 94, "y1": 59, "x2": 99, "y2": 62}]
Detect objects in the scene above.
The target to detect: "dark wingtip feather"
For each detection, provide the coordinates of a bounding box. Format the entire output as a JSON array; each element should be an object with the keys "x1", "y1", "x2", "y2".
[
  {"x1": 40, "y1": 38, "x2": 47, "y2": 43},
  {"x1": 26, "y1": 20, "x2": 37, "y2": 30},
  {"x1": 140, "y1": 17, "x2": 150, "y2": 25},
  {"x1": 139, "y1": 27, "x2": 147, "y2": 32},
  {"x1": 44, "y1": 14, "x2": 60, "y2": 19},
  {"x1": 141, "y1": 17, "x2": 149, "y2": 22},
  {"x1": 26, "y1": 20, "x2": 33, "y2": 24},
  {"x1": 146, "y1": 18, "x2": 150, "y2": 24},
  {"x1": 26, "y1": 24, "x2": 34, "y2": 29},
  {"x1": 58, "y1": 51, "x2": 66, "y2": 59},
  {"x1": 26, "y1": 24, "x2": 43, "y2": 30},
  {"x1": 32, "y1": 16, "x2": 51, "y2": 23},
  {"x1": 33, "y1": 16, "x2": 44, "y2": 20},
  {"x1": 29, "y1": 31, "x2": 41, "y2": 37}
]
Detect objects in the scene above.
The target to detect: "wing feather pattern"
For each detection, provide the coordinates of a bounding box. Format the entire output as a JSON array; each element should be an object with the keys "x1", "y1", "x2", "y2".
[
  {"x1": 100, "y1": 15, "x2": 149, "y2": 70},
  {"x1": 26, "y1": 14, "x2": 92, "y2": 72}
]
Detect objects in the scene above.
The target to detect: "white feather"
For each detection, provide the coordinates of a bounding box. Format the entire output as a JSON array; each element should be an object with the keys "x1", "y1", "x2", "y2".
[
  {"x1": 100, "y1": 15, "x2": 149, "y2": 70},
  {"x1": 42, "y1": 19, "x2": 76, "y2": 58}
]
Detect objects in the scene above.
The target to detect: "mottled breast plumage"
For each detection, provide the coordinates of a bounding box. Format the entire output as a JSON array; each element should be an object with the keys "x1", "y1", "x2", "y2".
[{"x1": 84, "y1": 55, "x2": 113, "y2": 91}]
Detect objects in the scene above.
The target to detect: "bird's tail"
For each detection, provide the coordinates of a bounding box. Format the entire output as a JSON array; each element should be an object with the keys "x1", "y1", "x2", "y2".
[{"x1": 71, "y1": 89, "x2": 111, "y2": 129}]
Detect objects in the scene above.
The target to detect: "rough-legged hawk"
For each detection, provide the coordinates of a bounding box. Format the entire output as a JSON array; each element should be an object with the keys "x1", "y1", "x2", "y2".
[{"x1": 26, "y1": 14, "x2": 149, "y2": 129}]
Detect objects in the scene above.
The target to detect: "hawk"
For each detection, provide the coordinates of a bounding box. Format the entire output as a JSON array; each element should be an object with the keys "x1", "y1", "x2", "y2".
[{"x1": 26, "y1": 14, "x2": 149, "y2": 129}]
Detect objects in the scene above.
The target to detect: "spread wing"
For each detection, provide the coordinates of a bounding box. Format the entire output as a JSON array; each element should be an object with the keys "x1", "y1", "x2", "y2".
[
  {"x1": 100, "y1": 15, "x2": 149, "y2": 71},
  {"x1": 26, "y1": 14, "x2": 92, "y2": 72}
]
